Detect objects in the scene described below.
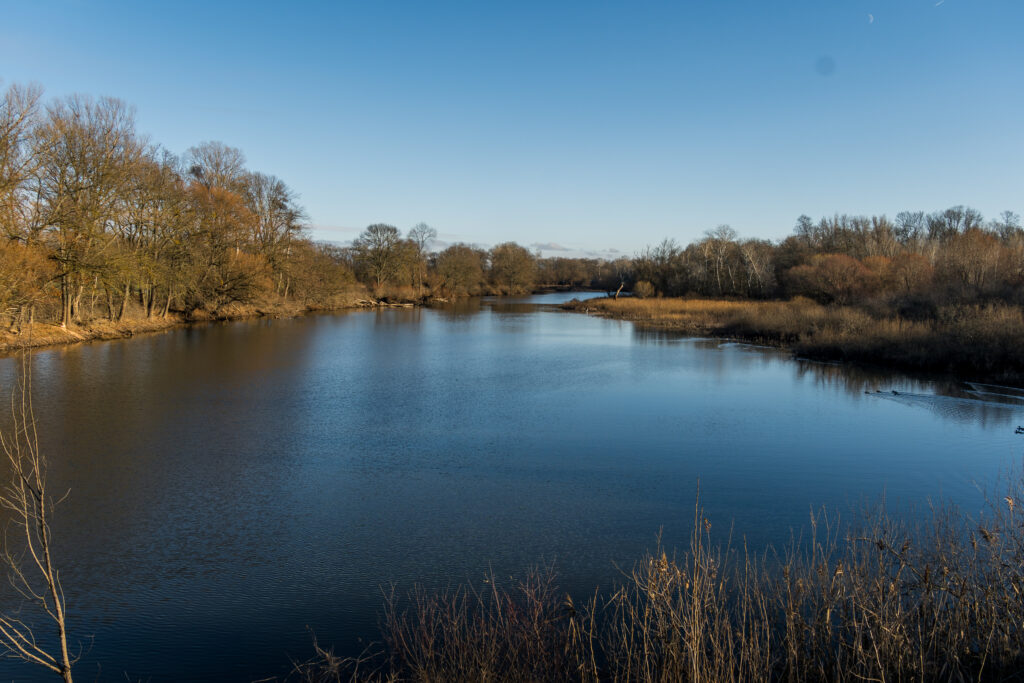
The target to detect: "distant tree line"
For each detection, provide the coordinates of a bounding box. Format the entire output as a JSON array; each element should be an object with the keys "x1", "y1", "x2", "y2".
[
  {"x1": 338, "y1": 226, "x2": 635, "y2": 299},
  {"x1": 349, "y1": 206, "x2": 1023, "y2": 314},
  {"x1": 347, "y1": 204, "x2": 1023, "y2": 311},
  {"x1": 627, "y1": 209, "x2": 1024, "y2": 316},
  {"x1": 2, "y1": 82, "x2": 1021, "y2": 333}
]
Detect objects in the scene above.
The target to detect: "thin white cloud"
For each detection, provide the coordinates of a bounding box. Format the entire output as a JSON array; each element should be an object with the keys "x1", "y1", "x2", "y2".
[
  {"x1": 580, "y1": 248, "x2": 627, "y2": 259},
  {"x1": 531, "y1": 242, "x2": 572, "y2": 252}
]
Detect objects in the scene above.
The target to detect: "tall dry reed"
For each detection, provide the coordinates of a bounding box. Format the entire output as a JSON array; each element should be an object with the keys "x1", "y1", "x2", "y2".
[
  {"x1": 566, "y1": 296, "x2": 1024, "y2": 382},
  {"x1": 291, "y1": 474, "x2": 1024, "y2": 682}
]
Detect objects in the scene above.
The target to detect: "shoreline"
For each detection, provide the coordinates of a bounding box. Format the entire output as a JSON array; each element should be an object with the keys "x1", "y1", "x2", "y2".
[
  {"x1": 0, "y1": 296, "x2": 396, "y2": 358},
  {"x1": 563, "y1": 296, "x2": 1024, "y2": 387},
  {"x1": 0, "y1": 290, "x2": 563, "y2": 358},
  {"x1": 6, "y1": 293, "x2": 1021, "y2": 390}
]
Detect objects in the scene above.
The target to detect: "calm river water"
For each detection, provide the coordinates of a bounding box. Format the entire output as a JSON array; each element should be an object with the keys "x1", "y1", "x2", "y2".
[{"x1": 0, "y1": 292, "x2": 1021, "y2": 681}]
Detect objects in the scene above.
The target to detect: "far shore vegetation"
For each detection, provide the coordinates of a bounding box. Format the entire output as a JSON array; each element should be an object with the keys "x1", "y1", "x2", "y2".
[
  {"x1": 564, "y1": 297, "x2": 1024, "y2": 385},
  {"x1": 2, "y1": 81, "x2": 1022, "y2": 381}
]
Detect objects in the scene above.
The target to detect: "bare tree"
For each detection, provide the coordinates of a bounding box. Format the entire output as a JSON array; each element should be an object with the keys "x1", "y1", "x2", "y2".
[
  {"x1": 352, "y1": 224, "x2": 403, "y2": 290},
  {"x1": 33, "y1": 95, "x2": 144, "y2": 327},
  {"x1": 700, "y1": 225, "x2": 739, "y2": 296},
  {"x1": 894, "y1": 210, "x2": 926, "y2": 244},
  {"x1": 436, "y1": 243, "x2": 485, "y2": 295},
  {"x1": 407, "y1": 223, "x2": 437, "y2": 298},
  {"x1": 183, "y1": 140, "x2": 247, "y2": 192},
  {"x1": 244, "y1": 172, "x2": 307, "y2": 297},
  {"x1": 0, "y1": 83, "x2": 43, "y2": 237},
  {"x1": 0, "y1": 356, "x2": 74, "y2": 682},
  {"x1": 489, "y1": 242, "x2": 536, "y2": 294},
  {"x1": 994, "y1": 210, "x2": 1022, "y2": 240},
  {"x1": 739, "y1": 239, "x2": 775, "y2": 298},
  {"x1": 927, "y1": 205, "x2": 983, "y2": 241}
]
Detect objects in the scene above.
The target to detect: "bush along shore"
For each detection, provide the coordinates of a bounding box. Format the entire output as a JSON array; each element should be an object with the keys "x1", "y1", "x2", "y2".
[
  {"x1": 563, "y1": 296, "x2": 1024, "y2": 386},
  {"x1": 291, "y1": 482, "x2": 1024, "y2": 682}
]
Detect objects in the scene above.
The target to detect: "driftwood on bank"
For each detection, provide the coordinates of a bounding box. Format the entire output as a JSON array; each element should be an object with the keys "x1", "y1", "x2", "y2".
[{"x1": 356, "y1": 299, "x2": 415, "y2": 308}]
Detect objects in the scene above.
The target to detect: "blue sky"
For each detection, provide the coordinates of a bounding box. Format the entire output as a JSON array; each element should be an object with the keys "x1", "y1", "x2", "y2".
[{"x1": 1, "y1": 1, "x2": 1021, "y2": 256}]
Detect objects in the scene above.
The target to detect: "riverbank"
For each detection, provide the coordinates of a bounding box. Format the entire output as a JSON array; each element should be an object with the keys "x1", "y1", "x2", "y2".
[
  {"x1": 564, "y1": 296, "x2": 1024, "y2": 385},
  {"x1": 0, "y1": 290, "x2": 581, "y2": 357},
  {"x1": 0, "y1": 294, "x2": 388, "y2": 356}
]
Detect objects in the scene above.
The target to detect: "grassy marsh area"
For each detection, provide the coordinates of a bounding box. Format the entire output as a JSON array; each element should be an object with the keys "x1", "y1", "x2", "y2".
[{"x1": 564, "y1": 297, "x2": 1024, "y2": 385}]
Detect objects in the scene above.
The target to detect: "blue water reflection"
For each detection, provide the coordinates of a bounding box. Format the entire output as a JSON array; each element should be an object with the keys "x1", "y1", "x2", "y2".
[{"x1": 0, "y1": 294, "x2": 1019, "y2": 681}]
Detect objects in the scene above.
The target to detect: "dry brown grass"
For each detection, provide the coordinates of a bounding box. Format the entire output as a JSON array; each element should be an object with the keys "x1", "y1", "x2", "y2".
[
  {"x1": 292, "y1": 483, "x2": 1024, "y2": 682},
  {"x1": 566, "y1": 297, "x2": 828, "y2": 341},
  {"x1": 0, "y1": 316, "x2": 185, "y2": 355},
  {"x1": 565, "y1": 297, "x2": 1024, "y2": 383}
]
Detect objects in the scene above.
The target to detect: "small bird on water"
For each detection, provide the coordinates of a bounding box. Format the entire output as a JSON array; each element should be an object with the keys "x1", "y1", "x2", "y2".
[{"x1": 1016, "y1": 426, "x2": 1024, "y2": 435}]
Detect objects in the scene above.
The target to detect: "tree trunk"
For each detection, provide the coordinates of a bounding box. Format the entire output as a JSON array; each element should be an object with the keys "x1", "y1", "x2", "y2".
[
  {"x1": 8, "y1": 308, "x2": 20, "y2": 334},
  {"x1": 60, "y1": 277, "x2": 71, "y2": 328},
  {"x1": 118, "y1": 283, "x2": 130, "y2": 322},
  {"x1": 37, "y1": 492, "x2": 74, "y2": 683},
  {"x1": 89, "y1": 275, "x2": 100, "y2": 315},
  {"x1": 71, "y1": 285, "x2": 84, "y2": 322}
]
